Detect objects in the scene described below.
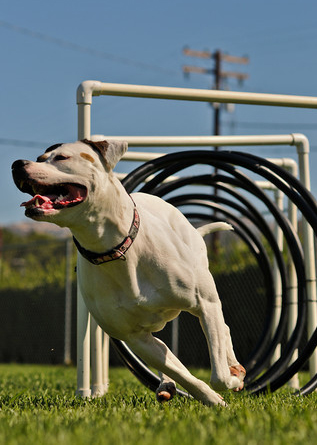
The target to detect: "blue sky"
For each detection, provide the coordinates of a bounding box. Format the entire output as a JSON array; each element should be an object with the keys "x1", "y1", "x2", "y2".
[{"x1": 1, "y1": 0, "x2": 317, "y2": 224}]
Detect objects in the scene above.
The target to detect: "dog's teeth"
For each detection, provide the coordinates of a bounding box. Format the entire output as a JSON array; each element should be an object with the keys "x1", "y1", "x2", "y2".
[
  {"x1": 35, "y1": 198, "x2": 39, "y2": 207},
  {"x1": 55, "y1": 195, "x2": 64, "y2": 204}
]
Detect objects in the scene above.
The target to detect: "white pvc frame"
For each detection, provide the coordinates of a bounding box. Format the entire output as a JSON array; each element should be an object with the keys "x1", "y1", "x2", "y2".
[{"x1": 76, "y1": 81, "x2": 317, "y2": 397}]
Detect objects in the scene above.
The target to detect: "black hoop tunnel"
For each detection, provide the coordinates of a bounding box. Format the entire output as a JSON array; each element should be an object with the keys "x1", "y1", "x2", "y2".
[{"x1": 108, "y1": 150, "x2": 317, "y2": 397}]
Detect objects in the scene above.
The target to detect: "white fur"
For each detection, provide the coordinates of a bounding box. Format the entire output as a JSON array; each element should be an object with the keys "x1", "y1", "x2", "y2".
[{"x1": 13, "y1": 140, "x2": 245, "y2": 406}]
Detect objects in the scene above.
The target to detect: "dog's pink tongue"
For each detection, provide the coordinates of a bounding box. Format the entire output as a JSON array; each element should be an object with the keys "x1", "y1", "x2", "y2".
[{"x1": 21, "y1": 194, "x2": 54, "y2": 209}]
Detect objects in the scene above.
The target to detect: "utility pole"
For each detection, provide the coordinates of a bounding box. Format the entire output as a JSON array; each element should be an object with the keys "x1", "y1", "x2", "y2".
[
  {"x1": 183, "y1": 48, "x2": 249, "y2": 251},
  {"x1": 183, "y1": 47, "x2": 249, "y2": 138}
]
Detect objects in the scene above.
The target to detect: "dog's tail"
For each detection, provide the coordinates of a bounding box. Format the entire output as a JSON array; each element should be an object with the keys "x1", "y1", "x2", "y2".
[{"x1": 197, "y1": 222, "x2": 234, "y2": 238}]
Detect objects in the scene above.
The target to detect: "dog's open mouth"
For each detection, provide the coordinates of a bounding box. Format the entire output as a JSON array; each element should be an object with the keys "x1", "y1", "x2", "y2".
[{"x1": 19, "y1": 181, "x2": 87, "y2": 214}]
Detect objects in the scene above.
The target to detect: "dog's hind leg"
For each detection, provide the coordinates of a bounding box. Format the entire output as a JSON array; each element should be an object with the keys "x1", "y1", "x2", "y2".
[
  {"x1": 126, "y1": 332, "x2": 226, "y2": 406},
  {"x1": 155, "y1": 372, "x2": 177, "y2": 402},
  {"x1": 197, "y1": 299, "x2": 245, "y2": 392}
]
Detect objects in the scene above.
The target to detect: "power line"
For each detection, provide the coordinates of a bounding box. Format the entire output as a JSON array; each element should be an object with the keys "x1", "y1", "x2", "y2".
[
  {"x1": 0, "y1": 138, "x2": 49, "y2": 149},
  {"x1": 0, "y1": 19, "x2": 178, "y2": 76}
]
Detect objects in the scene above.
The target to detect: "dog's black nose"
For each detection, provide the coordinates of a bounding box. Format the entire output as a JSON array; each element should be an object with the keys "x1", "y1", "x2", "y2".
[{"x1": 12, "y1": 159, "x2": 30, "y2": 170}]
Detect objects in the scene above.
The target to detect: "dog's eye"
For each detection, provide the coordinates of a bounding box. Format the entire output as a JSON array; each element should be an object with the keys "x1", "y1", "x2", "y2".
[
  {"x1": 54, "y1": 154, "x2": 69, "y2": 161},
  {"x1": 36, "y1": 155, "x2": 48, "y2": 163}
]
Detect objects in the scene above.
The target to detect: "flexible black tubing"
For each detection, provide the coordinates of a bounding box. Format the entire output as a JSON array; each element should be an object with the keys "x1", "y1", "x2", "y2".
[
  {"x1": 121, "y1": 151, "x2": 306, "y2": 393},
  {"x1": 112, "y1": 150, "x2": 317, "y2": 396},
  {"x1": 127, "y1": 154, "x2": 307, "y2": 389}
]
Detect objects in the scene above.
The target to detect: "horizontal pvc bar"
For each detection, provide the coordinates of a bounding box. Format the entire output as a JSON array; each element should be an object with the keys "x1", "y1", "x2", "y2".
[
  {"x1": 78, "y1": 80, "x2": 317, "y2": 109},
  {"x1": 92, "y1": 133, "x2": 297, "y2": 147}
]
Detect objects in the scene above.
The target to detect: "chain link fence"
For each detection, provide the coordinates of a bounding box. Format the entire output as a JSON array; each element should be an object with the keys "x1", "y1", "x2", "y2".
[{"x1": 0, "y1": 228, "x2": 269, "y2": 368}]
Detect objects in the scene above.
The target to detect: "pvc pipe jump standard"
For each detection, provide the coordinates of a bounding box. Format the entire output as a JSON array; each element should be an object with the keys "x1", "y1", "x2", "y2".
[{"x1": 77, "y1": 80, "x2": 317, "y2": 398}]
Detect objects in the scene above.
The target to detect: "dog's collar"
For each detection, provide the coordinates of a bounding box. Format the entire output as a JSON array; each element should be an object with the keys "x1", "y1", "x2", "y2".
[{"x1": 73, "y1": 197, "x2": 140, "y2": 265}]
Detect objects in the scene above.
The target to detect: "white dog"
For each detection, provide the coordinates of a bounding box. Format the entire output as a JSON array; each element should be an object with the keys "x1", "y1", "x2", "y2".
[{"x1": 12, "y1": 139, "x2": 245, "y2": 406}]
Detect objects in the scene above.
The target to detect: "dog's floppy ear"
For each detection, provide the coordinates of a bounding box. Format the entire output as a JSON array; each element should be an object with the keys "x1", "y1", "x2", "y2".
[{"x1": 81, "y1": 139, "x2": 128, "y2": 169}]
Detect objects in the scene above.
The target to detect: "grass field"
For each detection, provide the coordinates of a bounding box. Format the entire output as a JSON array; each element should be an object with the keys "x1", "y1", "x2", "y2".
[{"x1": 0, "y1": 364, "x2": 317, "y2": 444}]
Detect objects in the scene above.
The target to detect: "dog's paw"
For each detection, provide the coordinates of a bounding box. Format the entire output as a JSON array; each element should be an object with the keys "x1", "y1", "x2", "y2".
[
  {"x1": 213, "y1": 393, "x2": 228, "y2": 407},
  {"x1": 217, "y1": 394, "x2": 228, "y2": 407},
  {"x1": 156, "y1": 382, "x2": 177, "y2": 402},
  {"x1": 229, "y1": 364, "x2": 246, "y2": 392}
]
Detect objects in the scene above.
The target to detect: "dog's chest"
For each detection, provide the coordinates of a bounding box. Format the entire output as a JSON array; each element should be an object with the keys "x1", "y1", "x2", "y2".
[{"x1": 76, "y1": 258, "x2": 191, "y2": 339}]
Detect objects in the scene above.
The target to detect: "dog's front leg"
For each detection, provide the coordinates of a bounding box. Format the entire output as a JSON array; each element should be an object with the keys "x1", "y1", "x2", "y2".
[{"x1": 126, "y1": 332, "x2": 226, "y2": 407}]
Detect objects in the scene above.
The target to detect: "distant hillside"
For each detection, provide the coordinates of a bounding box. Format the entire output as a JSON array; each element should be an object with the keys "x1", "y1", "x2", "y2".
[{"x1": 4, "y1": 221, "x2": 71, "y2": 238}]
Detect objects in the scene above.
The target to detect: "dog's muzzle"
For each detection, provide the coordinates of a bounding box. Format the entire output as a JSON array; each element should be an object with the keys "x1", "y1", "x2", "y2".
[{"x1": 12, "y1": 159, "x2": 87, "y2": 217}]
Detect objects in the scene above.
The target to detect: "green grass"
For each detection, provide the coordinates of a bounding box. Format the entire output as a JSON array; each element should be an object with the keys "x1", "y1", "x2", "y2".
[{"x1": 0, "y1": 365, "x2": 317, "y2": 445}]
